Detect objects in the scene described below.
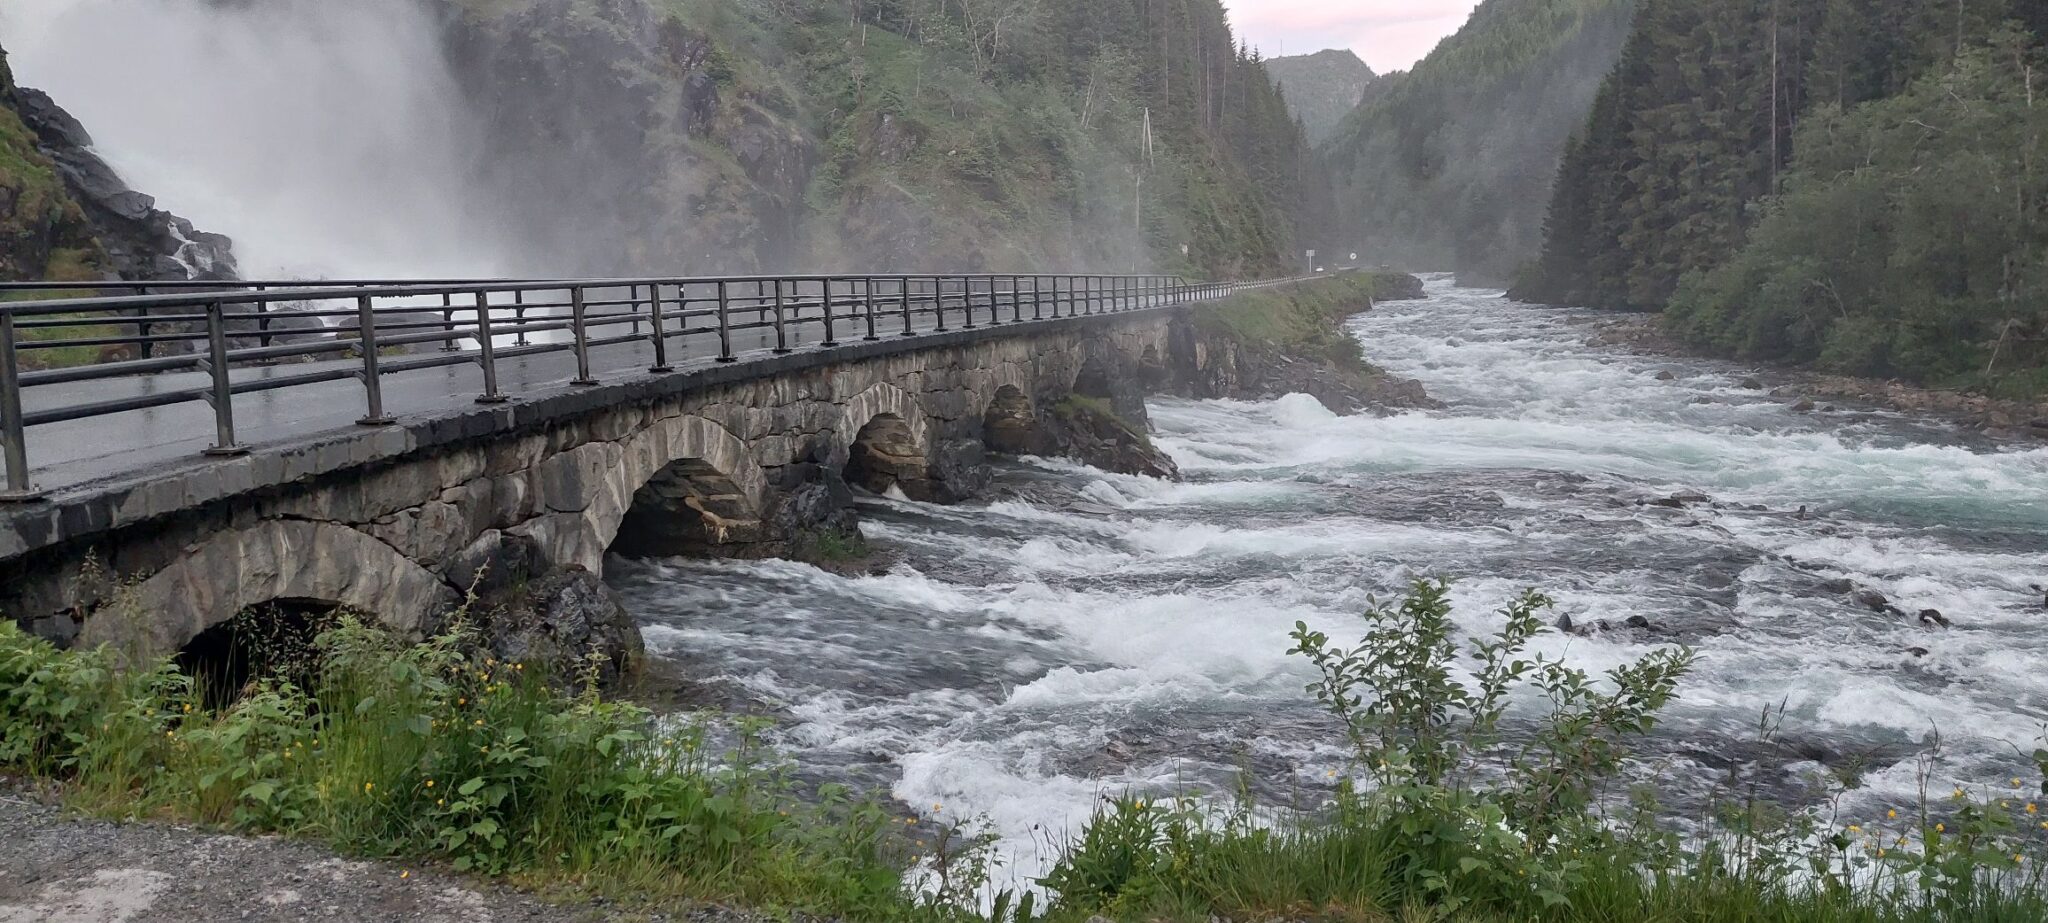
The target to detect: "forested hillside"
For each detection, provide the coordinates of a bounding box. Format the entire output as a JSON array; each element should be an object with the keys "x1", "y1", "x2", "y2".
[
  {"x1": 1265, "y1": 49, "x2": 1375, "y2": 144},
  {"x1": 1519, "y1": 0, "x2": 2048, "y2": 394},
  {"x1": 1318, "y1": 0, "x2": 1636, "y2": 285},
  {"x1": 441, "y1": 0, "x2": 1315, "y2": 279}
]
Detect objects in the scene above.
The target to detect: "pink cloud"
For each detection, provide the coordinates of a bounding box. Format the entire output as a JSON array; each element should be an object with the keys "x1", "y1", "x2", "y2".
[{"x1": 1229, "y1": 0, "x2": 1480, "y2": 71}]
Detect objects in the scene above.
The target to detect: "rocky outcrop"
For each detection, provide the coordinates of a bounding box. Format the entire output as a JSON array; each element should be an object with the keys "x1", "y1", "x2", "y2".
[
  {"x1": 1042, "y1": 397, "x2": 1180, "y2": 480},
  {"x1": 1, "y1": 45, "x2": 237, "y2": 284},
  {"x1": 1165, "y1": 317, "x2": 1436, "y2": 415}
]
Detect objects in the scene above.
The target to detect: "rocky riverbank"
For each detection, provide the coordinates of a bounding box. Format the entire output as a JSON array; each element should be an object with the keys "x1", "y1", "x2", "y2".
[
  {"x1": 1166, "y1": 271, "x2": 1436, "y2": 415},
  {"x1": 1577, "y1": 310, "x2": 2048, "y2": 441}
]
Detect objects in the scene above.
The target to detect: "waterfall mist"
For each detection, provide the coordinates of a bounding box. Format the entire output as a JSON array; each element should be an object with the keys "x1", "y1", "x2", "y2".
[{"x1": 2, "y1": 0, "x2": 519, "y2": 279}]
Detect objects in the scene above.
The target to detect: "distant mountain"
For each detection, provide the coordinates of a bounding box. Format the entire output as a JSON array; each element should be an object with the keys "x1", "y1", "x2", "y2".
[
  {"x1": 1265, "y1": 49, "x2": 1376, "y2": 144},
  {"x1": 1319, "y1": 0, "x2": 1637, "y2": 285}
]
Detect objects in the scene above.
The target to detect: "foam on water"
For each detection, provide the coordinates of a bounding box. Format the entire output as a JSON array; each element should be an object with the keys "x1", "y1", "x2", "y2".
[{"x1": 608, "y1": 279, "x2": 2048, "y2": 890}]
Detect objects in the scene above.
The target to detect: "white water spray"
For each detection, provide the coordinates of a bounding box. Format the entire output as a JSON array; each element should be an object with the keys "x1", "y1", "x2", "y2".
[{"x1": 2, "y1": 0, "x2": 516, "y2": 279}]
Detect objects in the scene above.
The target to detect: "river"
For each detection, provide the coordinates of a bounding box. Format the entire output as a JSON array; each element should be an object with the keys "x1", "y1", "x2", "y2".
[{"x1": 608, "y1": 277, "x2": 2048, "y2": 882}]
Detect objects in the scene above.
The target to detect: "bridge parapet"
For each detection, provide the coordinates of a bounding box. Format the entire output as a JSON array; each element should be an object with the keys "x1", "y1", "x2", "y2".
[{"x1": 0, "y1": 272, "x2": 1314, "y2": 661}]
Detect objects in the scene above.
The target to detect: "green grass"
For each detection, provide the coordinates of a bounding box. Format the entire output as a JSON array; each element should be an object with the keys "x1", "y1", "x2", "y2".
[
  {"x1": 1194, "y1": 272, "x2": 1418, "y2": 375},
  {"x1": 0, "y1": 617, "x2": 944, "y2": 919}
]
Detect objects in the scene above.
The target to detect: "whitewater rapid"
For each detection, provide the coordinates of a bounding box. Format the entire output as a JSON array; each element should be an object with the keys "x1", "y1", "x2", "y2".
[{"x1": 610, "y1": 279, "x2": 2048, "y2": 885}]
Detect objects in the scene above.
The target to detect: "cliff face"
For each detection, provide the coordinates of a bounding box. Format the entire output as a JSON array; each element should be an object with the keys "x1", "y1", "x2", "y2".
[
  {"x1": 0, "y1": 44, "x2": 235, "y2": 284},
  {"x1": 434, "y1": 0, "x2": 1316, "y2": 279}
]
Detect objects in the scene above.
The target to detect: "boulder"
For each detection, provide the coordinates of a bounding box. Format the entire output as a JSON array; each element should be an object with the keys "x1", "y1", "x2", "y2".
[
  {"x1": 1044, "y1": 398, "x2": 1180, "y2": 480},
  {"x1": 481, "y1": 568, "x2": 644, "y2": 689}
]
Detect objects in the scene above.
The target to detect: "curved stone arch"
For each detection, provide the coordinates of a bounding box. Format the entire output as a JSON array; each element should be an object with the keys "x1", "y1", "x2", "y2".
[
  {"x1": 591, "y1": 413, "x2": 773, "y2": 554},
  {"x1": 834, "y1": 382, "x2": 931, "y2": 467},
  {"x1": 80, "y1": 519, "x2": 460, "y2": 659}
]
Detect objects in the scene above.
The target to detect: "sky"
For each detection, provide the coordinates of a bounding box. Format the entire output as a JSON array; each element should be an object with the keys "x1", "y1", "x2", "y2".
[{"x1": 1230, "y1": 0, "x2": 1481, "y2": 72}]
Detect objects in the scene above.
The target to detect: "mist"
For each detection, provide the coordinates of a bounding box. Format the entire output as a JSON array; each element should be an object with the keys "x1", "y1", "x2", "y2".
[{"x1": 1, "y1": 0, "x2": 518, "y2": 279}]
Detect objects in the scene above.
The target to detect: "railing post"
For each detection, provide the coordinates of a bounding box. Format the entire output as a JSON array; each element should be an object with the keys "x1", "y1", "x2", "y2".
[
  {"x1": 932, "y1": 277, "x2": 948, "y2": 332},
  {"x1": 254, "y1": 285, "x2": 272, "y2": 349},
  {"x1": 473, "y1": 291, "x2": 509, "y2": 403},
  {"x1": 199, "y1": 300, "x2": 246, "y2": 456},
  {"x1": 0, "y1": 313, "x2": 40, "y2": 500},
  {"x1": 439, "y1": 292, "x2": 459, "y2": 352},
  {"x1": 961, "y1": 276, "x2": 977, "y2": 330},
  {"x1": 513, "y1": 290, "x2": 530, "y2": 346},
  {"x1": 570, "y1": 286, "x2": 599, "y2": 385},
  {"x1": 773, "y1": 279, "x2": 792, "y2": 353},
  {"x1": 987, "y1": 277, "x2": 1002, "y2": 326},
  {"x1": 647, "y1": 282, "x2": 674, "y2": 372},
  {"x1": 818, "y1": 278, "x2": 840, "y2": 348},
  {"x1": 354, "y1": 294, "x2": 394, "y2": 426},
  {"x1": 717, "y1": 280, "x2": 739, "y2": 360},
  {"x1": 899, "y1": 279, "x2": 914, "y2": 336},
  {"x1": 1030, "y1": 276, "x2": 1043, "y2": 320},
  {"x1": 863, "y1": 277, "x2": 880, "y2": 341}
]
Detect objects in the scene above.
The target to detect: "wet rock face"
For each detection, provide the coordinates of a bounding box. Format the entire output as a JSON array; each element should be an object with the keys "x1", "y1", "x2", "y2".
[
  {"x1": 11, "y1": 82, "x2": 238, "y2": 282},
  {"x1": 1042, "y1": 397, "x2": 1180, "y2": 480}
]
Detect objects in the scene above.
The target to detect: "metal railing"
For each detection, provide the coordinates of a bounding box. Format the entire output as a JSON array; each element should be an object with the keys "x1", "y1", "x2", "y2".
[{"x1": 0, "y1": 272, "x2": 1300, "y2": 500}]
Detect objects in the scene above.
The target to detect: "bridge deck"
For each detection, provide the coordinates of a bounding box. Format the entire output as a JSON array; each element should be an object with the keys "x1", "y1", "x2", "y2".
[{"x1": 0, "y1": 274, "x2": 1313, "y2": 561}]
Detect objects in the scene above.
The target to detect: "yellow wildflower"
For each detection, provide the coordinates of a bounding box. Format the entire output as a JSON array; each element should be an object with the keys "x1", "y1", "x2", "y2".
[
  {"x1": 1847, "y1": 825, "x2": 1862, "y2": 834},
  {"x1": 1888, "y1": 809, "x2": 1898, "y2": 819},
  {"x1": 400, "y1": 870, "x2": 410, "y2": 880},
  {"x1": 425, "y1": 780, "x2": 435, "y2": 788},
  {"x1": 364, "y1": 782, "x2": 375, "y2": 793},
  {"x1": 2028, "y1": 803, "x2": 2039, "y2": 815},
  {"x1": 1936, "y1": 823, "x2": 1946, "y2": 833}
]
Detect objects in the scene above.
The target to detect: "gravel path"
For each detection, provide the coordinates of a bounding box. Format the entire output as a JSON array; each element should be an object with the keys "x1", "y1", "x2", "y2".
[{"x1": 0, "y1": 796, "x2": 754, "y2": 923}]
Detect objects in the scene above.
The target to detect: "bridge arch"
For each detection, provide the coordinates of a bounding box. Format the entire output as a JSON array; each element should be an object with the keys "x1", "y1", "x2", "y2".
[
  {"x1": 982, "y1": 383, "x2": 1038, "y2": 455},
  {"x1": 837, "y1": 383, "x2": 936, "y2": 498},
  {"x1": 79, "y1": 519, "x2": 459, "y2": 660},
  {"x1": 597, "y1": 414, "x2": 773, "y2": 559}
]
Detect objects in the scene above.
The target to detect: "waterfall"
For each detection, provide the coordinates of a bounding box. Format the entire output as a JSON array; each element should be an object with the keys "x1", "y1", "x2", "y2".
[{"x1": 2, "y1": 0, "x2": 519, "y2": 280}]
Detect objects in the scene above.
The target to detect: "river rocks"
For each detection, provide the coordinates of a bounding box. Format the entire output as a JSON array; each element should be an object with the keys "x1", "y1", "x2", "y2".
[
  {"x1": 1649, "y1": 490, "x2": 1710, "y2": 508},
  {"x1": 1917, "y1": 608, "x2": 1953, "y2": 629},
  {"x1": 479, "y1": 568, "x2": 644, "y2": 689},
  {"x1": 1790, "y1": 398, "x2": 1817, "y2": 413},
  {"x1": 1043, "y1": 397, "x2": 1180, "y2": 480},
  {"x1": 1655, "y1": 370, "x2": 1677, "y2": 381},
  {"x1": 1851, "y1": 588, "x2": 1893, "y2": 612},
  {"x1": 1739, "y1": 376, "x2": 1766, "y2": 390}
]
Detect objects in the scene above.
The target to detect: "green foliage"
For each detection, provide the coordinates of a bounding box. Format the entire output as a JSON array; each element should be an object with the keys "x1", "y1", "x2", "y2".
[
  {"x1": 1193, "y1": 272, "x2": 1415, "y2": 374},
  {"x1": 1662, "y1": 33, "x2": 2048, "y2": 394},
  {"x1": 664, "y1": 0, "x2": 1316, "y2": 278},
  {"x1": 1320, "y1": 0, "x2": 1637, "y2": 285},
  {"x1": 1521, "y1": 0, "x2": 2045, "y2": 352},
  {"x1": 0, "y1": 618, "x2": 935, "y2": 919},
  {"x1": 1264, "y1": 49, "x2": 1376, "y2": 145},
  {"x1": 1038, "y1": 581, "x2": 2048, "y2": 922},
  {"x1": 0, "y1": 52, "x2": 104, "y2": 282}
]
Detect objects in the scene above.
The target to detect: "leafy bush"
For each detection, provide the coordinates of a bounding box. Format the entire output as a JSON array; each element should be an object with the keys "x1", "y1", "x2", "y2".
[
  {"x1": 1038, "y1": 580, "x2": 2048, "y2": 922},
  {"x1": 0, "y1": 617, "x2": 926, "y2": 919}
]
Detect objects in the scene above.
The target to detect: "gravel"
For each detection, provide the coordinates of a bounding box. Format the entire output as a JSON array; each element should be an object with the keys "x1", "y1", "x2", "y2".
[{"x1": 0, "y1": 795, "x2": 768, "y2": 923}]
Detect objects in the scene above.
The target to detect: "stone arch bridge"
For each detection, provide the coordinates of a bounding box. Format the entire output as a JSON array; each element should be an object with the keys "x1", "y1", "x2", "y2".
[{"x1": 0, "y1": 273, "x2": 1299, "y2": 662}]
